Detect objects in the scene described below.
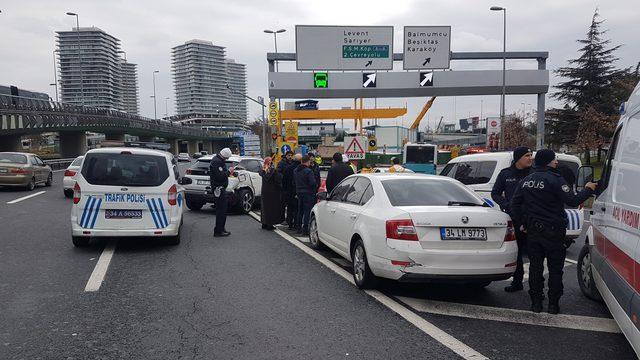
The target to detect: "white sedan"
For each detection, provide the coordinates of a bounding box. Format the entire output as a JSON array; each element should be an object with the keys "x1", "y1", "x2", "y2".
[
  {"x1": 310, "y1": 173, "x2": 517, "y2": 289},
  {"x1": 63, "y1": 156, "x2": 84, "y2": 198}
]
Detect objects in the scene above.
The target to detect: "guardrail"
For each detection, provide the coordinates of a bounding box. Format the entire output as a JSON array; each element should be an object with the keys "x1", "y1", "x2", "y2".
[{"x1": 44, "y1": 158, "x2": 75, "y2": 170}]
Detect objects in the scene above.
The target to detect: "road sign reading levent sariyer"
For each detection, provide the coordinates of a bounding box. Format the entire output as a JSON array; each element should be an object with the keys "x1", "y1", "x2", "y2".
[
  {"x1": 344, "y1": 136, "x2": 367, "y2": 160},
  {"x1": 403, "y1": 26, "x2": 451, "y2": 70},
  {"x1": 296, "y1": 25, "x2": 393, "y2": 71}
]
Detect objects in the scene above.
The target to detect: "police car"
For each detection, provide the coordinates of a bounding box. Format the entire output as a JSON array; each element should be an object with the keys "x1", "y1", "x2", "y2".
[
  {"x1": 70, "y1": 148, "x2": 190, "y2": 247},
  {"x1": 441, "y1": 152, "x2": 584, "y2": 239},
  {"x1": 183, "y1": 155, "x2": 262, "y2": 214}
]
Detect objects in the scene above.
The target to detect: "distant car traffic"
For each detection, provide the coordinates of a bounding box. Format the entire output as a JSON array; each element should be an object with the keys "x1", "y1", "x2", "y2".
[
  {"x1": 70, "y1": 147, "x2": 189, "y2": 247},
  {"x1": 367, "y1": 167, "x2": 415, "y2": 173},
  {"x1": 441, "y1": 151, "x2": 584, "y2": 239},
  {"x1": 0, "y1": 152, "x2": 53, "y2": 191},
  {"x1": 63, "y1": 156, "x2": 84, "y2": 198},
  {"x1": 177, "y1": 153, "x2": 191, "y2": 162},
  {"x1": 183, "y1": 155, "x2": 263, "y2": 214},
  {"x1": 310, "y1": 173, "x2": 517, "y2": 289}
]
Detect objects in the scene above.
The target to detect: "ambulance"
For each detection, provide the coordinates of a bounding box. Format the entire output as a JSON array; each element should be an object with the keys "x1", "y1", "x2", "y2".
[
  {"x1": 70, "y1": 148, "x2": 190, "y2": 246},
  {"x1": 578, "y1": 83, "x2": 640, "y2": 356}
]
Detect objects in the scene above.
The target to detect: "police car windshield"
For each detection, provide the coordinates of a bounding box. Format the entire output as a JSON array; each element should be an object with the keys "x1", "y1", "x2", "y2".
[
  {"x1": 81, "y1": 153, "x2": 169, "y2": 187},
  {"x1": 382, "y1": 179, "x2": 484, "y2": 207}
]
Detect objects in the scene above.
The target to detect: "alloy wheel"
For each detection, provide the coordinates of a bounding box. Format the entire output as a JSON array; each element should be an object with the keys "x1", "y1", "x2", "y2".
[{"x1": 353, "y1": 246, "x2": 366, "y2": 284}]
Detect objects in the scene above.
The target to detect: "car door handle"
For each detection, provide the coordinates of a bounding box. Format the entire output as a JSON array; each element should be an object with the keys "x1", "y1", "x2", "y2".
[
  {"x1": 350, "y1": 214, "x2": 357, "y2": 219},
  {"x1": 330, "y1": 209, "x2": 336, "y2": 213}
]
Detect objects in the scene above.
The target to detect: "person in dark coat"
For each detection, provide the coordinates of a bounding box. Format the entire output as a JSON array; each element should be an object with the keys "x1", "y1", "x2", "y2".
[
  {"x1": 209, "y1": 148, "x2": 232, "y2": 237},
  {"x1": 294, "y1": 155, "x2": 317, "y2": 236},
  {"x1": 277, "y1": 151, "x2": 293, "y2": 223},
  {"x1": 284, "y1": 154, "x2": 301, "y2": 230},
  {"x1": 308, "y1": 152, "x2": 321, "y2": 191},
  {"x1": 325, "y1": 152, "x2": 354, "y2": 194},
  {"x1": 259, "y1": 157, "x2": 282, "y2": 230}
]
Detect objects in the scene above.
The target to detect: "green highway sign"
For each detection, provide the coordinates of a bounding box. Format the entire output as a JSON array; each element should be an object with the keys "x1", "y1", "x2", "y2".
[
  {"x1": 314, "y1": 72, "x2": 328, "y2": 88},
  {"x1": 342, "y1": 45, "x2": 389, "y2": 59}
]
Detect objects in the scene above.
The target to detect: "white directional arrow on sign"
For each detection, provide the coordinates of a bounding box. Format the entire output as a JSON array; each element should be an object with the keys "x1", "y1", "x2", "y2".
[
  {"x1": 363, "y1": 73, "x2": 377, "y2": 88},
  {"x1": 420, "y1": 72, "x2": 433, "y2": 87}
]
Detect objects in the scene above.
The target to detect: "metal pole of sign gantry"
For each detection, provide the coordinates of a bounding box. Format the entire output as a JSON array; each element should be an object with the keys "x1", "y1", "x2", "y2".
[{"x1": 491, "y1": 6, "x2": 507, "y2": 149}]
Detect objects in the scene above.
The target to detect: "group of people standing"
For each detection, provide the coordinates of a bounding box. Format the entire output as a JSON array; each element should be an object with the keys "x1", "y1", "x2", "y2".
[{"x1": 491, "y1": 147, "x2": 597, "y2": 314}]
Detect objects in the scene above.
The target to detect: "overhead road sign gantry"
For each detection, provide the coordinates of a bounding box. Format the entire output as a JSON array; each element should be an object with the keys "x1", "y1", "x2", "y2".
[
  {"x1": 295, "y1": 25, "x2": 394, "y2": 70},
  {"x1": 403, "y1": 26, "x2": 452, "y2": 70},
  {"x1": 279, "y1": 107, "x2": 407, "y2": 120}
]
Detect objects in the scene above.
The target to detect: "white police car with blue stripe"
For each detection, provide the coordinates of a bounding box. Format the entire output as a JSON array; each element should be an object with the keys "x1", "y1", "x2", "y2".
[{"x1": 70, "y1": 148, "x2": 190, "y2": 246}]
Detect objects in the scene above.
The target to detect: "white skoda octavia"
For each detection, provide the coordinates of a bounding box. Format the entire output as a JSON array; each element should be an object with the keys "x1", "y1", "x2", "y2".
[
  {"x1": 70, "y1": 148, "x2": 189, "y2": 247},
  {"x1": 310, "y1": 173, "x2": 517, "y2": 289}
]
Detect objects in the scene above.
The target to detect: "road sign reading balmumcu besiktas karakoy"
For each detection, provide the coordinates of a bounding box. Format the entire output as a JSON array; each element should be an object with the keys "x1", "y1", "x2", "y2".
[{"x1": 403, "y1": 26, "x2": 451, "y2": 70}]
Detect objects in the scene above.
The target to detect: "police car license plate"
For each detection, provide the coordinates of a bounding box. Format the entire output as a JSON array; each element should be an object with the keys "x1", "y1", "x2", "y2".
[
  {"x1": 441, "y1": 227, "x2": 487, "y2": 240},
  {"x1": 197, "y1": 180, "x2": 209, "y2": 185},
  {"x1": 105, "y1": 209, "x2": 142, "y2": 219}
]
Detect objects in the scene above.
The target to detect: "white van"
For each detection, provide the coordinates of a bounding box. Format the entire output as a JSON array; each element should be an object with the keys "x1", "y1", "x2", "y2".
[
  {"x1": 70, "y1": 148, "x2": 190, "y2": 246},
  {"x1": 577, "y1": 83, "x2": 640, "y2": 356},
  {"x1": 440, "y1": 152, "x2": 584, "y2": 238}
]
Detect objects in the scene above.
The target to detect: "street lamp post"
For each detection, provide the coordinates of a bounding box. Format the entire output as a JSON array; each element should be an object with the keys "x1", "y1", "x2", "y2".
[
  {"x1": 263, "y1": 29, "x2": 286, "y2": 72},
  {"x1": 66, "y1": 12, "x2": 83, "y2": 106},
  {"x1": 490, "y1": 6, "x2": 506, "y2": 150},
  {"x1": 152, "y1": 70, "x2": 159, "y2": 120},
  {"x1": 52, "y1": 50, "x2": 59, "y2": 102}
]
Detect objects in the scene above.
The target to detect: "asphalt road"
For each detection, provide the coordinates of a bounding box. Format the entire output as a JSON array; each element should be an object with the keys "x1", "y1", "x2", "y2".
[{"x1": 0, "y1": 169, "x2": 636, "y2": 359}]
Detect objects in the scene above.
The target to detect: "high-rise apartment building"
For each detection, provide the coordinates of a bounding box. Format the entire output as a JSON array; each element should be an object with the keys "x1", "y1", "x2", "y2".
[
  {"x1": 120, "y1": 61, "x2": 139, "y2": 115},
  {"x1": 225, "y1": 59, "x2": 248, "y2": 121}
]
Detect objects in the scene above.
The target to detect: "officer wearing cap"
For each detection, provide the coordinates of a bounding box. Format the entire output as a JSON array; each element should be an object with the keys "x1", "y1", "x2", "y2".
[
  {"x1": 210, "y1": 148, "x2": 232, "y2": 237},
  {"x1": 491, "y1": 147, "x2": 533, "y2": 293},
  {"x1": 511, "y1": 149, "x2": 597, "y2": 314}
]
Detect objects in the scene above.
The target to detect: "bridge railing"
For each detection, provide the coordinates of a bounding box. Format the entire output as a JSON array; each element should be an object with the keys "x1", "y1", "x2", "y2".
[{"x1": 44, "y1": 158, "x2": 76, "y2": 170}]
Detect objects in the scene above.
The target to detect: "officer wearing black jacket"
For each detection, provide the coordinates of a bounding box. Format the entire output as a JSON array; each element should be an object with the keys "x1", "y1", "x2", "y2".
[
  {"x1": 511, "y1": 149, "x2": 596, "y2": 314},
  {"x1": 209, "y1": 148, "x2": 232, "y2": 237},
  {"x1": 491, "y1": 147, "x2": 533, "y2": 293},
  {"x1": 326, "y1": 152, "x2": 354, "y2": 194}
]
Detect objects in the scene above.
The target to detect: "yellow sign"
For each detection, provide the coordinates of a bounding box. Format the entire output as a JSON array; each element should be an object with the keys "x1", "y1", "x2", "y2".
[
  {"x1": 284, "y1": 121, "x2": 299, "y2": 146},
  {"x1": 451, "y1": 145, "x2": 461, "y2": 159},
  {"x1": 268, "y1": 101, "x2": 279, "y2": 126},
  {"x1": 368, "y1": 136, "x2": 377, "y2": 152}
]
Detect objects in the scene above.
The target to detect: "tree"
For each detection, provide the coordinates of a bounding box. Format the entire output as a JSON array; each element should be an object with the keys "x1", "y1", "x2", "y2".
[
  {"x1": 503, "y1": 116, "x2": 535, "y2": 149},
  {"x1": 575, "y1": 106, "x2": 617, "y2": 163}
]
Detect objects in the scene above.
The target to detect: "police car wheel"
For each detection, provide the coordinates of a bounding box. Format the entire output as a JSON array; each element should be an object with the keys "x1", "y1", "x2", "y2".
[
  {"x1": 577, "y1": 243, "x2": 603, "y2": 302},
  {"x1": 166, "y1": 225, "x2": 181, "y2": 246},
  {"x1": 72, "y1": 236, "x2": 89, "y2": 247},
  {"x1": 236, "y1": 189, "x2": 254, "y2": 214}
]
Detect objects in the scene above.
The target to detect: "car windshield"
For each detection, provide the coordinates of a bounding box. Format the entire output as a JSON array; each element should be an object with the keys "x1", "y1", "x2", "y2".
[
  {"x1": 0, "y1": 154, "x2": 27, "y2": 164},
  {"x1": 381, "y1": 178, "x2": 484, "y2": 207},
  {"x1": 557, "y1": 160, "x2": 579, "y2": 187},
  {"x1": 81, "y1": 153, "x2": 169, "y2": 187},
  {"x1": 71, "y1": 157, "x2": 83, "y2": 166}
]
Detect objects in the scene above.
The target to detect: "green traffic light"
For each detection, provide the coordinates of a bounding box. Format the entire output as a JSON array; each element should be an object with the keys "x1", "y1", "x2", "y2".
[{"x1": 314, "y1": 72, "x2": 328, "y2": 88}]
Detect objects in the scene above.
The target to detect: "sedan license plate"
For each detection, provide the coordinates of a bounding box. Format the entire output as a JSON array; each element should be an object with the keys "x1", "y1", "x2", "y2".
[
  {"x1": 441, "y1": 227, "x2": 487, "y2": 240},
  {"x1": 0, "y1": 168, "x2": 7, "y2": 173},
  {"x1": 105, "y1": 209, "x2": 142, "y2": 219},
  {"x1": 197, "y1": 180, "x2": 209, "y2": 185}
]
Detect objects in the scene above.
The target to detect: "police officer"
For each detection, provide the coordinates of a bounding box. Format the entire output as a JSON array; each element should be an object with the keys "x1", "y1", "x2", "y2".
[
  {"x1": 491, "y1": 147, "x2": 533, "y2": 293},
  {"x1": 209, "y1": 148, "x2": 232, "y2": 237},
  {"x1": 511, "y1": 149, "x2": 597, "y2": 314}
]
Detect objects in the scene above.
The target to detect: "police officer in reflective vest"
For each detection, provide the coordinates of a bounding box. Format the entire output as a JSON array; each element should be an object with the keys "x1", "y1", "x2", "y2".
[
  {"x1": 491, "y1": 146, "x2": 533, "y2": 293},
  {"x1": 511, "y1": 149, "x2": 596, "y2": 314},
  {"x1": 210, "y1": 148, "x2": 232, "y2": 237}
]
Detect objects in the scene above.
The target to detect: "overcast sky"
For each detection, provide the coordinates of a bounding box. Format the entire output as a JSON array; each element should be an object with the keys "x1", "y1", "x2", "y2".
[{"x1": 1, "y1": 0, "x2": 638, "y2": 131}]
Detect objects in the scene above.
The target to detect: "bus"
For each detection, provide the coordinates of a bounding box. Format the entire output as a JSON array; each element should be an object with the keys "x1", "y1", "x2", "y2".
[{"x1": 402, "y1": 142, "x2": 438, "y2": 174}]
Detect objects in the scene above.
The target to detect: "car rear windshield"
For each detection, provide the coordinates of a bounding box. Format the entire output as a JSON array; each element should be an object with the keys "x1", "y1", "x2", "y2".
[
  {"x1": 0, "y1": 154, "x2": 27, "y2": 164},
  {"x1": 81, "y1": 153, "x2": 169, "y2": 187},
  {"x1": 405, "y1": 146, "x2": 435, "y2": 164},
  {"x1": 382, "y1": 179, "x2": 484, "y2": 207},
  {"x1": 71, "y1": 157, "x2": 83, "y2": 166}
]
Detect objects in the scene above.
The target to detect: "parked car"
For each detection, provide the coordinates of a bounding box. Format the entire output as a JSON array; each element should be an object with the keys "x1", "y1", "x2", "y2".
[
  {"x1": 177, "y1": 153, "x2": 191, "y2": 162},
  {"x1": 182, "y1": 155, "x2": 263, "y2": 214},
  {"x1": 63, "y1": 156, "x2": 84, "y2": 198},
  {"x1": 441, "y1": 151, "x2": 584, "y2": 239},
  {"x1": 577, "y1": 83, "x2": 640, "y2": 356},
  {"x1": 310, "y1": 173, "x2": 517, "y2": 289},
  {"x1": 0, "y1": 152, "x2": 52, "y2": 191}
]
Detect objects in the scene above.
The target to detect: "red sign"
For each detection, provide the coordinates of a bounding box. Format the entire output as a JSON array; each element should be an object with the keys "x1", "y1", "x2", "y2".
[
  {"x1": 491, "y1": 120, "x2": 498, "y2": 127},
  {"x1": 271, "y1": 134, "x2": 278, "y2": 140}
]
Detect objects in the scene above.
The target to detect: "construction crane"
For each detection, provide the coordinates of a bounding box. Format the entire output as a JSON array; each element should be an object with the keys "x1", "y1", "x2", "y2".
[
  {"x1": 435, "y1": 116, "x2": 444, "y2": 133},
  {"x1": 409, "y1": 96, "x2": 437, "y2": 130}
]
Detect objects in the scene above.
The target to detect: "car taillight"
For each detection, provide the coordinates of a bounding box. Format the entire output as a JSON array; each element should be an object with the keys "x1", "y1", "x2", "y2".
[
  {"x1": 73, "y1": 183, "x2": 81, "y2": 204},
  {"x1": 185, "y1": 168, "x2": 192, "y2": 175},
  {"x1": 386, "y1": 219, "x2": 419, "y2": 241},
  {"x1": 10, "y1": 168, "x2": 28, "y2": 175},
  {"x1": 504, "y1": 221, "x2": 516, "y2": 242},
  {"x1": 168, "y1": 184, "x2": 177, "y2": 206},
  {"x1": 64, "y1": 170, "x2": 76, "y2": 177}
]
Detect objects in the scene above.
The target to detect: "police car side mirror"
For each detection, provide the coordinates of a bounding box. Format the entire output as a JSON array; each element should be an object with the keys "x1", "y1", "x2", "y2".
[
  {"x1": 317, "y1": 191, "x2": 328, "y2": 201},
  {"x1": 179, "y1": 177, "x2": 192, "y2": 185},
  {"x1": 576, "y1": 165, "x2": 594, "y2": 192}
]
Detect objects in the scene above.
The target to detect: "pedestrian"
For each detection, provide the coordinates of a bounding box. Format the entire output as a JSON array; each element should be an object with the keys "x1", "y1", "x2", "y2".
[
  {"x1": 277, "y1": 151, "x2": 294, "y2": 224},
  {"x1": 294, "y1": 155, "x2": 317, "y2": 236},
  {"x1": 284, "y1": 154, "x2": 302, "y2": 230},
  {"x1": 308, "y1": 152, "x2": 321, "y2": 191},
  {"x1": 326, "y1": 152, "x2": 354, "y2": 194},
  {"x1": 491, "y1": 146, "x2": 533, "y2": 293},
  {"x1": 388, "y1": 157, "x2": 406, "y2": 173},
  {"x1": 209, "y1": 147, "x2": 232, "y2": 237},
  {"x1": 259, "y1": 157, "x2": 282, "y2": 230},
  {"x1": 511, "y1": 149, "x2": 597, "y2": 314}
]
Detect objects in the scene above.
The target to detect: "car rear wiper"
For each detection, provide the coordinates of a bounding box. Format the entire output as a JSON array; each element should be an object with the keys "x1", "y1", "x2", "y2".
[{"x1": 448, "y1": 201, "x2": 487, "y2": 207}]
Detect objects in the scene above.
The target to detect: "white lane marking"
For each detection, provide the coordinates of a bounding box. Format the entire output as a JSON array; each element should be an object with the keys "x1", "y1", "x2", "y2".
[
  {"x1": 84, "y1": 240, "x2": 117, "y2": 292},
  {"x1": 248, "y1": 212, "x2": 487, "y2": 360},
  {"x1": 565, "y1": 258, "x2": 578, "y2": 265},
  {"x1": 296, "y1": 236, "x2": 310, "y2": 243},
  {"x1": 398, "y1": 296, "x2": 621, "y2": 334},
  {"x1": 53, "y1": 169, "x2": 66, "y2": 173},
  {"x1": 6, "y1": 191, "x2": 46, "y2": 204},
  {"x1": 331, "y1": 257, "x2": 352, "y2": 267},
  {"x1": 522, "y1": 259, "x2": 574, "y2": 281}
]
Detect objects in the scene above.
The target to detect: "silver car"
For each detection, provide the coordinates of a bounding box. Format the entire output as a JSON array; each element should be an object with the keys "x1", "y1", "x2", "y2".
[{"x1": 0, "y1": 152, "x2": 53, "y2": 191}]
